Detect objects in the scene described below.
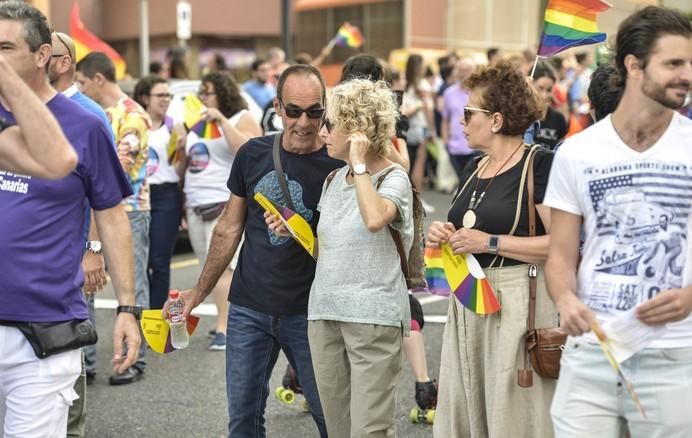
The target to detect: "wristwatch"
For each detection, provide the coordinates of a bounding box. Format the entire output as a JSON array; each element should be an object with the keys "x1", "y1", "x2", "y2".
[
  {"x1": 487, "y1": 235, "x2": 500, "y2": 254},
  {"x1": 85, "y1": 240, "x2": 102, "y2": 254},
  {"x1": 116, "y1": 305, "x2": 143, "y2": 320},
  {"x1": 351, "y1": 163, "x2": 370, "y2": 176}
]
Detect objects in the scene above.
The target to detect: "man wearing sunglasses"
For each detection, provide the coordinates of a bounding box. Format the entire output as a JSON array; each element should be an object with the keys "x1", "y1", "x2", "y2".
[{"x1": 164, "y1": 64, "x2": 342, "y2": 437}]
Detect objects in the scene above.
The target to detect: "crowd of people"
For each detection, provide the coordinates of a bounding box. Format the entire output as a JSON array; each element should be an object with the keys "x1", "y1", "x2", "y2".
[{"x1": 0, "y1": 1, "x2": 691, "y2": 437}]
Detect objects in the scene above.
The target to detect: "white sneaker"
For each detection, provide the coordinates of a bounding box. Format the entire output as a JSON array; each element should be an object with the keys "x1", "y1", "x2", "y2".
[{"x1": 421, "y1": 199, "x2": 436, "y2": 214}]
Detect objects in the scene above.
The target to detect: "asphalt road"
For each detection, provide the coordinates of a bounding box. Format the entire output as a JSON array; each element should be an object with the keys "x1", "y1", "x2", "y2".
[{"x1": 85, "y1": 189, "x2": 456, "y2": 438}]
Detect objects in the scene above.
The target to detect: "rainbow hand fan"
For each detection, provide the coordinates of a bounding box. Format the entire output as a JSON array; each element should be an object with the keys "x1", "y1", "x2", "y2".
[
  {"x1": 184, "y1": 94, "x2": 222, "y2": 140},
  {"x1": 140, "y1": 310, "x2": 200, "y2": 354},
  {"x1": 440, "y1": 243, "x2": 500, "y2": 314},
  {"x1": 424, "y1": 247, "x2": 451, "y2": 295}
]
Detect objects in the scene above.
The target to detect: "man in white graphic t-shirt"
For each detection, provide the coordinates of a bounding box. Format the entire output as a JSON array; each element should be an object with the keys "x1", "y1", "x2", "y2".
[{"x1": 544, "y1": 6, "x2": 692, "y2": 437}]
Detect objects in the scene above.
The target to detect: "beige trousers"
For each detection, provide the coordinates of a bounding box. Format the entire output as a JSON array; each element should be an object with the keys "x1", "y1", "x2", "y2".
[
  {"x1": 434, "y1": 264, "x2": 558, "y2": 438},
  {"x1": 308, "y1": 320, "x2": 403, "y2": 438}
]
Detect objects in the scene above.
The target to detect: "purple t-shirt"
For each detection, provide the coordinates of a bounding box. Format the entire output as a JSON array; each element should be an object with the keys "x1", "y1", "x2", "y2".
[
  {"x1": 442, "y1": 84, "x2": 472, "y2": 156},
  {"x1": 0, "y1": 93, "x2": 132, "y2": 322}
]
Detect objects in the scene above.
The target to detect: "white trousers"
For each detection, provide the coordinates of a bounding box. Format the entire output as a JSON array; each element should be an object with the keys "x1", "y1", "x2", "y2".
[{"x1": 0, "y1": 326, "x2": 81, "y2": 438}]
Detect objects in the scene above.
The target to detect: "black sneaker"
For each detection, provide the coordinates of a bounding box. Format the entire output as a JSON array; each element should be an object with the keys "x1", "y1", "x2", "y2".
[
  {"x1": 108, "y1": 367, "x2": 143, "y2": 386},
  {"x1": 86, "y1": 372, "x2": 96, "y2": 386}
]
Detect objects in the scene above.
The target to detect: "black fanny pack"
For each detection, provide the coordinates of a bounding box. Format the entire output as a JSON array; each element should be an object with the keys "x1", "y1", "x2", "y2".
[
  {"x1": 193, "y1": 202, "x2": 226, "y2": 222},
  {"x1": 0, "y1": 319, "x2": 98, "y2": 359}
]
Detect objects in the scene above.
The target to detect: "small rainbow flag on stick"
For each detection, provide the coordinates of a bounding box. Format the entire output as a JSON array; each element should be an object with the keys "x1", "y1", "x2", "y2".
[
  {"x1": 537, "y1": 0, "x2": 612, "y2": 58},
  {"x1": 333, "y1": 22, "x2": 365, "y2": 49}
]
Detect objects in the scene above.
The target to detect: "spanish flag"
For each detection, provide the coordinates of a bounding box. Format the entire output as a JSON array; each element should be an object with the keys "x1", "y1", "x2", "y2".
[{"x1": 69, "y1": 1, "x2": 127, "y2": 79}]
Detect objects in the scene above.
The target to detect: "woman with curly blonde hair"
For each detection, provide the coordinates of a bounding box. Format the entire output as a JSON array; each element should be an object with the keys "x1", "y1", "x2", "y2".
[
  {"x1": 427, "y1": 61, "x2": 558, "y2": 437},
  {"x1": 267, "y1": 78, "x2": 413, "y2": 437}
]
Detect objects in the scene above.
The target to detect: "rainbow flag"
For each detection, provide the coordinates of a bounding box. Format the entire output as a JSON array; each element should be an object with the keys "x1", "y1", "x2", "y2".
[
  {"x1": 70, "y1": 1, "x2": 127, "y2": 79},
  {"x1": 440, "y1": 243, "x2": 500, "y2": 315},
  {"x1": 334, "y1": 22, "x2": 365, "y2": 49},
  {"x1": 537, "y1": 0, "x2": 612, "y2": 58}
]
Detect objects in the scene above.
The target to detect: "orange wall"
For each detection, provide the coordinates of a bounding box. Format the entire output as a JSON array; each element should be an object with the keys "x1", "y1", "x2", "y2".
[
  {"x1": 410, "y1": 0, "x2": 446, "y2": 49},
  {"x1": 49, "y1": 0, "x2": 281, "y2": 40}
]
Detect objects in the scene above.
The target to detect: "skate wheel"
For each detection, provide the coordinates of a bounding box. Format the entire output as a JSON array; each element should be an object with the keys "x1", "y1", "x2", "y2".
[
  {"x1": 410, "y1": 408, "x2": 421, "y2": 423},
  {"x1": 426, "y1": 409, "x2": 435, "y2": 424},
  {"x1": 274, "y1": 387, "x2": 295, "y2": 405},
  {"x1": 301, "y1": 398, "x2": 309, "y2": 412}
]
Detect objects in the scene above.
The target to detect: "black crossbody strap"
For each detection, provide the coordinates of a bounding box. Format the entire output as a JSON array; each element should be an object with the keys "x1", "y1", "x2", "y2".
[{"x1": 272, "y1": 133, "x2": 295, "y2": 210}]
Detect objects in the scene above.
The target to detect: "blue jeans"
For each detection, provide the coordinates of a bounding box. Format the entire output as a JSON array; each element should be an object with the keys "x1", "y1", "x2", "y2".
[
  {"x1": 128, "y1": 210, "x2": 150, "y2": 371},
  {"x1": 147, "y1": 183, "x2": 181, "y2": 309},
  {"x1": 551, "y1": 340, "x2": 692, "y2": 437},
  {"x1": 226, "y1": 303, "x2": 327, "y2": 438}
]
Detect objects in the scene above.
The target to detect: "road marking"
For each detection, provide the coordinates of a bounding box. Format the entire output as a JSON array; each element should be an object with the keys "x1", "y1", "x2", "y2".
[
  {"x1": 95, "y1": 298, "x2": 219, "y2": 316},
  {"x1": 171, "y1": 258, "x2": 200, "y2": 269}
]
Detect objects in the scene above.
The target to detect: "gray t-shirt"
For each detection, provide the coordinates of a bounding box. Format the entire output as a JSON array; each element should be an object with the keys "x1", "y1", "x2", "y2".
[{"x1": 308, "y1": 164, "x2": 413, "y2": 330}]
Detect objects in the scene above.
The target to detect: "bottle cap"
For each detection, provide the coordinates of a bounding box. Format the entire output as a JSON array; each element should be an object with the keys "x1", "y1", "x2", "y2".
[{"x1": 169, "y1": 289, "x2": 179, "y2": 299}]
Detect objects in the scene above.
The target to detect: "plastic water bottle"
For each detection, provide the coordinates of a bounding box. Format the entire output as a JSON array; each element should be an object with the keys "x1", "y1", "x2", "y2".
[{"x1": 168, "y1": 290, "x2": 189, "y2": 349}]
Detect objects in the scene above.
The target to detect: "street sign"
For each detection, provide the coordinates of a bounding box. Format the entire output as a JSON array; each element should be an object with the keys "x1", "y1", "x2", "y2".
[{"x1": 176, "y1": 1, "x2": 191, "y2": 40}]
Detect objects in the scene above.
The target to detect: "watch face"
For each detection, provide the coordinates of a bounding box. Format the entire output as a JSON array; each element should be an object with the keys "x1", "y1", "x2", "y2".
[
  {"x1": 353, "y1": 163, "x2": 367, "y2": 175},
  {"x1": 91, "y1": 241, "x2": 102, "y2": 252}
]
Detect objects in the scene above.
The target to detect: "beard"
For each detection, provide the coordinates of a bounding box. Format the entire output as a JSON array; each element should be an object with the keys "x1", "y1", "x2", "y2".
[{"x1": 641, "y1": 72, "x2": 690, "y2": 110}]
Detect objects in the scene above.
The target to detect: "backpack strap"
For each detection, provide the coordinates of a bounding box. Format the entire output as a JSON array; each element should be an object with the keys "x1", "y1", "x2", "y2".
[
  {"x1": 374, "y1": 167, "x2": 413, "y2": 288},
  {"x1": 272, "y1": 133, "x2": 295, "y2": 211}
]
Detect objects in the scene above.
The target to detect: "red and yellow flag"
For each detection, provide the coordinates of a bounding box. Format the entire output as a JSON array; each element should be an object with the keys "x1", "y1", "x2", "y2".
[{"x1": 69, "y1": 1, "x2": 127, "y2": 79}]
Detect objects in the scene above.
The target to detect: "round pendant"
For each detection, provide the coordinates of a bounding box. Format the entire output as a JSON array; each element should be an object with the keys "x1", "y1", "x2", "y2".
[{"x1": 462, "y1": 209, "x2": 477, "y2": 229}]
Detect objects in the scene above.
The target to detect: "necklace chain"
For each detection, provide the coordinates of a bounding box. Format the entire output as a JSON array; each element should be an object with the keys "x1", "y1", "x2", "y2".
[{"x1": 467, "y1": 141, "x2": 525, "y2": 212}]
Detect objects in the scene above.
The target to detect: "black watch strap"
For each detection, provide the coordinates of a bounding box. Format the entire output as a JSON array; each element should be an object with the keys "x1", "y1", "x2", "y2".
[{"x1": 116, "y1": 305, "x2": 143, "y2": 320}]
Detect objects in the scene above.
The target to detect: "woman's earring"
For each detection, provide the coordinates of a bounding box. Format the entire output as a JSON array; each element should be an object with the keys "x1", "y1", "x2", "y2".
[{"x1": 491, "y1": 127, "x2": 497, "y2": 133}]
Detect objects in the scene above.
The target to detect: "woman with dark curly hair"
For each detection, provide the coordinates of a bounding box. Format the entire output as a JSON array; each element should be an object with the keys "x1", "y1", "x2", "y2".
[
  {"x1": 184, "y1": 71, "x2": 262, "y2": 350},
  {"x1": 427, "y1": 60, "x2": 559, "y2": 437}
]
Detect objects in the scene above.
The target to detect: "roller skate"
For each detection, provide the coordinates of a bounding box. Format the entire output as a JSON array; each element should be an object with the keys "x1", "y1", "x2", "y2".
[
  {"x1": 410, "y1": 379, "x2": 437, "y2": 424},
  {"x1": 274, "y1": 364, "x2": 309, "y2": 412}
]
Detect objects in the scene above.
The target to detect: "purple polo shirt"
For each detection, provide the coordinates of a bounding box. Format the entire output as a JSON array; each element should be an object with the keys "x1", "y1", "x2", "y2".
[
  {"x1": 442, "y1": 84, "x2": 472, "y2": 156},
  {"x1": 0, "y1": 93, "x2": 132, "y2": 322}
]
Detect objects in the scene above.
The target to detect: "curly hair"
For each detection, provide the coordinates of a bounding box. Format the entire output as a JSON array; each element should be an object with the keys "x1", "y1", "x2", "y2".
[
  {"x1": 464, "y1": 60, "x2": 544, "y2": 136},
  {"x1": 201, "y1": 71, "x2": 247, "y2": 119},
  {"x1": 133, "y1": 75, "x2": 168, "y2": 109},
  {"x1": 329, "y1": 79, "x2": 397, "y2": 158}
]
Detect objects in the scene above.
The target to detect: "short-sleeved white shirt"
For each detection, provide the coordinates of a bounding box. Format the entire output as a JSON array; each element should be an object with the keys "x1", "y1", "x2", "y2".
[{"x1": 544, "y1": 113, "x2": 692, "y2": 348}]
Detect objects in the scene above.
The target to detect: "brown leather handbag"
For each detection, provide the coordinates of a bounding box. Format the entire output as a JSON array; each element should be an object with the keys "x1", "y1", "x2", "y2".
[{"x1": 517, "y1": 148, "x2": 567, "y2": 388}]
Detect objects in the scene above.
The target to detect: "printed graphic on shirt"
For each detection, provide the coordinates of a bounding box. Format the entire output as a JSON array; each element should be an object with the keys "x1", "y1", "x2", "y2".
[
  {"x1": 585, "y1": 161, "x2": 692, "y2": 312},
  {"x1": 187, "y1": 142, "x2": 210, "y2": 174},
  {"x1": 0, "y1": 170, "x2": 30, "y2": 194},
  {"x1": 253, "y1": 170, "x2": 313, "y2": 246},
  {"x1": 147, "y1": 148, "x2": 159, "y2": 177}
]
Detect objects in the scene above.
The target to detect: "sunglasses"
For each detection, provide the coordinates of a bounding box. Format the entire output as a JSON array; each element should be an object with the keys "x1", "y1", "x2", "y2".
[
  {"x1": 463, "y1": 106, "x2": 491, "y2": 124},
  {"x1": 280, "y1": 99, "x2": 325, "y2": 119},
  {"x1": 320, "y1": 116, "x2": 333, "y2": 133},
  {"x1": 52, "y1": 33, "x2": 73, "y2": 60}
]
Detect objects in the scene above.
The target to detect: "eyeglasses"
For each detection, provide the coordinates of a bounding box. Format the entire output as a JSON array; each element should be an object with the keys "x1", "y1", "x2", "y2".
[
  {"x1": 320, "y1": 116, "x2": 333, "y2": 133},
  {"x1": 52, "y1": 33, "x2": 73, "y2": 61},
  {"x1": 279, "y1": 99, "x2": 325, "y2": 119},
  {"x1": 463, "y1": 106, "x2": 491, "y2": 124},
  {"x1": 198, "y1": 91, "x2": 216, "y2": 98},
  {"x1": 151, "y1": 93, "x2": 172, "y2": 99}
]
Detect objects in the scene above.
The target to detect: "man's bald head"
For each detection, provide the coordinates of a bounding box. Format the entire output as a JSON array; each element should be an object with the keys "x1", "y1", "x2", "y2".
[
  {"x1": 48, "y1": 31, "x2": 76, "y2": 89},
  {"x1": 51, "y1": 32, "x2": 75, "y2": 64}
]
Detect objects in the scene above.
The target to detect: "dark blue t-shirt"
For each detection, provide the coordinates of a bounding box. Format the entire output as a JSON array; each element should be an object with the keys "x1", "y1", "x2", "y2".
[
  {"x1": 227, "y1": 134, "x2": 343, "y2": 315},
  {"x1": 0, "y1": 93, "x2": 132, "y2": 322}
]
